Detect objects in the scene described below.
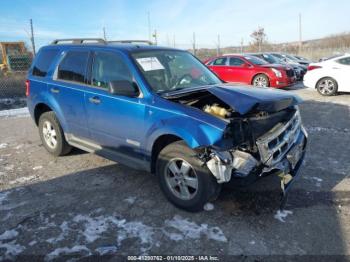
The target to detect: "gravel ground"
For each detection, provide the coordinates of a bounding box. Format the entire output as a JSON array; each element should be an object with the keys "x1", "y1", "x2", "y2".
[{"x1": 0, "y1": 85, "x2": 349, "y2": 260}]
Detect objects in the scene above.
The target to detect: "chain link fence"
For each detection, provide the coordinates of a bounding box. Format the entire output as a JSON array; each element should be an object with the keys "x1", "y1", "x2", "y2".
[{"x1": 0, "y1": 54, "x2": 31, "y2": 110}]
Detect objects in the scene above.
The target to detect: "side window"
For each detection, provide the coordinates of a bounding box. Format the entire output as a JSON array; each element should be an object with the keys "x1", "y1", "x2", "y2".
[
  {"x1": 213, "y1": 57, "x2": 227, "y2": 66},
  {"x1": 337, "y1": 57, "x2": 350, "y2": 65},
  {"x1": 32, "y1": 49, "x2": 60, "y2": 77},
  {"x1": 91, "y1": 51, "x2": 133, "y2": 89},
  {"x1": 57, "y1": 51, "x2": 89, "y2": 83},
  {"x1": 229, "y1": 57, "x2": 245, "y2": 66}
]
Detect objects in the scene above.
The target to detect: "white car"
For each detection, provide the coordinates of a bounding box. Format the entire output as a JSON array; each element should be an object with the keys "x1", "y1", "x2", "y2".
[{"x1": 304, "y1": 54, "x2": 350, "y2": 96}]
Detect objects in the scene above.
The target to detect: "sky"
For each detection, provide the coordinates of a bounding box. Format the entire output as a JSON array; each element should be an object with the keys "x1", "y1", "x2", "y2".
[{"x1": 1, "y1": 0, "x2": 350, "y2": 50}]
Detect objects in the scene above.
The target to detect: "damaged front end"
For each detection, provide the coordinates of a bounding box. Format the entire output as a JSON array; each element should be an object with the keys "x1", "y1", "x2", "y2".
[
  {"x1": 165, "y1": 85, "x2": 308, "y2": 207},
  {"x1": 205, "y1": 109, "x2": 307, "y2": 185}
]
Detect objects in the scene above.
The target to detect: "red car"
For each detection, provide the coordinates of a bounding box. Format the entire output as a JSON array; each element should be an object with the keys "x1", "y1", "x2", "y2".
[{"x1": 205, "y1": 54, "x2": 296, "y2": 88}]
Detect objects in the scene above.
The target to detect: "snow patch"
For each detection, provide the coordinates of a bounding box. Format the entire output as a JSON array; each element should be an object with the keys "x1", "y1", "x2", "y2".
[
  {"x1": 203, "y1": 202, "x2": 214, "y2": 211},
  {"x1": 15, "y1": 144, "x2": 23, "y2": 150},
  {"x1": 95, "y1": 246, "x2": 118, "y2": 255},
  {"x1": 164, "y1": 215, "x2": 227, "y2": 242},
  {"x1": 4, "y1": 164, "x2": 14, "y2": 171},
  {"x1": 274, "y1": 209, "x2": 293, "y2": 223},
  {"x1": 124, "y1": 196, "x2": 137, "y2": 204},
  {"x1": 311, "y1": 176, "x2": 323, "y2": 182},
  {"x1": 116, "y1": 221, "x2": 155, "y2": 252},
  {"x1": 32, "y1": 166, "x2": 43, "y2": 170},
  {"x1": 73, "y1": 215, "x2": 113, "y2": 243},
  {"x1": 0, "y1": 229, "x2": 18, "y2": 240},
  {"x1": 0, "y1": 143, "x2": 8, "y2": 149},
  {"x1": 46, "y1": 245, "x2": 91, "y2": 260},
  {"x1": 9, "y1": 175, "x2": 37, "y2": 185},
  {"x1": 306, "y1": 126, "x2": 349, "y2": 134},
  {"x1": 0, "y1": 107, "x2": 29, "y2": 118},
  {"x1": 28, "y1": 240, "x2": 37, "y2": 246},
  {"x1": 0, "y1": 241, "x2": 25, "y2": 259},
  {"x1": 0, "y1": 229, "x2": 25, "y2": 259},
  {"x1": 46, "y1": 221, "x2": 70, "y2": 244}
]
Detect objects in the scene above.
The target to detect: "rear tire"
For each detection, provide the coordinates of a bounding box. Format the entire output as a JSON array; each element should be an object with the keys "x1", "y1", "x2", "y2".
[
  {"x1": 156, "y1": 141, "x2": 221, "y2": 212},
  {"x1": 38, "y1": 111, "x2": 72, "y2": 156},
  {"x1": 316, "y1": 77, "x2": 338, "y2": 96},
  {"x1": 252, "y1": 74, "x2": 270, "y2": 87}
]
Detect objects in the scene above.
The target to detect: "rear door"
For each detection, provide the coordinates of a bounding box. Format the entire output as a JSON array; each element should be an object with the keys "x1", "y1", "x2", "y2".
[
  {"x1": 207, "y1": 57, "x2": 230, "y2": 81},
  {"x1": 84, "y1": 50, "x2": 147, "y2": 163},
  {"x1": 50, "y1": 49, "x2": 90, "y2": 138}
]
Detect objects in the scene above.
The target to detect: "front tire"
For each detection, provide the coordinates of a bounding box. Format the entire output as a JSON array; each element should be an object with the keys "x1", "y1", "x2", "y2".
[
  {"x1": 316, "y1": 77, "x2": 338, "y2": 96},
  {"x1": 156, "y1": 141, "x2": 221, "y2": 212},
  {"x1": 38, "y1": 111, "x2": 72, "y2": 156},
  {"x1": 252, "y1": 74, "x2": 269, "y2": 87}
]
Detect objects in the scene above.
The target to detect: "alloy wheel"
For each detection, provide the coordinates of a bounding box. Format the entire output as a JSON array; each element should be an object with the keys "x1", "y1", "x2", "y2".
[
  {"x1": 42, "y1": 120, "x2": 57, "y2": 149},
  {"x1": 253, "y1": 76, "x2": 268, "y2": 87},
  {"x1": 165, "y1": 158, "x2": 199, "y2": 200},
  {"x1": 318, "y1": 79, "x2": 336, "y2": 95}
]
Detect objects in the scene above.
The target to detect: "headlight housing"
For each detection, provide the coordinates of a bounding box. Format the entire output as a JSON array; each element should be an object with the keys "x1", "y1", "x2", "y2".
[{"x1": 271, "y1": 68, "x2": 282, "y2": 78}]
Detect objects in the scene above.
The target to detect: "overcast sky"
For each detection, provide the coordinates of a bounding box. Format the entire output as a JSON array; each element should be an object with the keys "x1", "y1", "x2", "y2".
[{"x1": 1, "y1": 0, "x2": 350, "y2": 49}]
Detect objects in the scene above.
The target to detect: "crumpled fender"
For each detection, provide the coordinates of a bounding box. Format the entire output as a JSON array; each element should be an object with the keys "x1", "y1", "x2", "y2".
[{"x1": 145, "y1": 115, "x2": 225, "y2": 153}]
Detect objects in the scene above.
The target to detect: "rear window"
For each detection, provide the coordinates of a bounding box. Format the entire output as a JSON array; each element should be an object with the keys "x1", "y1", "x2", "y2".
[
  {"x1": 32, "y1": 49, "x2": 60, "y2": 77},
  {"x1": 57, "y1": 51, "x2": 89, "y2": 83},
  {"x1": 336, "y1": 57, "x2": 350, "y2": 65}
]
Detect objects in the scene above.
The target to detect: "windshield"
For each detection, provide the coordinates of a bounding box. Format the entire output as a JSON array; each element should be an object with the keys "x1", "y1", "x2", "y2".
[
  {"x1": 285, "y1": 54, "x2": 298, "y2": 61},
  {"x1": 260, "y1": 54, "x2": 280, "y2": 64},
  {"x1": 131, "y1": 50, "x2": 222, "y2": 93},
  {"x1": 244, "y1": 55, "x2": 268, "y2": 65}
]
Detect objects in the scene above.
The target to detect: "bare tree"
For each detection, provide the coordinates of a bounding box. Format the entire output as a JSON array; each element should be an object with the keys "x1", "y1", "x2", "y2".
[{"x1": 250, "y1": 27, "x2": 267, "y2": 52}]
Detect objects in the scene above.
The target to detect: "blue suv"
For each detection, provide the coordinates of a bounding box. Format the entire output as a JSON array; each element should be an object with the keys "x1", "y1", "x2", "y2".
[{"x1": 27, "y1": 39, "x2": 307, "y2": 211}]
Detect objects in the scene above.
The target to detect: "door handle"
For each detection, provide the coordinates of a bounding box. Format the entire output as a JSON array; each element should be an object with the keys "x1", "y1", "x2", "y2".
[
  {"x1": 50, "y1": 87, "x2": 60, "y2": 94},
  {"x1": 89, "y1": 96, "x2": 101, "y2": 104}
]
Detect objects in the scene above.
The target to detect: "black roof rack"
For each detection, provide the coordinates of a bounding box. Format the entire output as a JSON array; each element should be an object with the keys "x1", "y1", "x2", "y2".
[
  {"x1": 108, "y1": 40, "x2": 154, "y2": 45},
  {"x1": 51, "y1": 38, "x2": 106, "y2": 45}
]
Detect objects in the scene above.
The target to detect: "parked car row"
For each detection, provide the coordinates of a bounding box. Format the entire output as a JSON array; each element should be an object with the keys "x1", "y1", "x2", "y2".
[
  {"x1": 304, "y1": 53, "x2": 350, "y2": 96},
  {"x1": 204, "y1": 53, "x2": 310, "y2": 88}
]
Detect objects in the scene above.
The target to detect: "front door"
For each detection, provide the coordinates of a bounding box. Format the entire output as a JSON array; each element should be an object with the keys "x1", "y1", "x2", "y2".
[
  {"x1": 84, "y1": 50, "x2": 147, "y2": 164},
  {"x1": 227, "y1": 57, "x2": 253, "y2": 84}
]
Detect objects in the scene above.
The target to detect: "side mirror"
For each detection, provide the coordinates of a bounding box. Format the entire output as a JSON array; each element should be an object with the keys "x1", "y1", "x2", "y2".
[
  {"x1": 108, "y1": 80, "x2": 139, "y2": 97},
  {"x1": 243, "y1": 63, "x2": 251, "y2": 68}
]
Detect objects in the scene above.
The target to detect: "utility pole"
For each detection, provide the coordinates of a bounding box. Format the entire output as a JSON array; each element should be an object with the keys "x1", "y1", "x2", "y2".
[
  {"x1": 103, "y1": 27, "x2": 107, "y2": 41},
  {"x1": 147, "y1": 11, "x2": 151, "y2": 42},
  {"x1": 152, "y1": 30, "x2": 158, "y2": 45},
  {"x1": 216, "y1": 34, "x2": 221, "y2": 56},
  {"x1": 173, "y1": 34, "x2": 176, "y2": 48},
  {"x1": 29, "y1": 19, "x2": 36, "y2": 56},
  {"x1": 299, "y1": 13, "x2": 302, "y2": 54},
  {"x1": 240, "y1": 38, "x2": 244, "y2": 53},
  {"x1": 192, "y1": 32, "x2": 196, "y2": 56}
]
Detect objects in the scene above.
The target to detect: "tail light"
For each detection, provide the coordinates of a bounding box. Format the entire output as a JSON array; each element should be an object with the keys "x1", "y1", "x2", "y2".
[
  {"x1": 25, "y1": 80, "x2": 30, "y2": 97},
  {"x1": 307, "y1": 65, "x2": 322, "y2": 71}
]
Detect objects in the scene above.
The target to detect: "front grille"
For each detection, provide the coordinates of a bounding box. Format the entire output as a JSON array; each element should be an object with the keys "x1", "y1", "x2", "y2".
[
  {"x1": 286, "y1": 69, "x2": 295, "y2": 78},
  {"x1": 256, "y1": 110, "x2": 301, "y2": 166}
]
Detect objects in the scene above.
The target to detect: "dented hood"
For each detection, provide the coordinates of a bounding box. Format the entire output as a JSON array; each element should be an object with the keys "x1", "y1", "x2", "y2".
[{"x1": 206, "y1": 85, "x2": 302, "y2": 115}]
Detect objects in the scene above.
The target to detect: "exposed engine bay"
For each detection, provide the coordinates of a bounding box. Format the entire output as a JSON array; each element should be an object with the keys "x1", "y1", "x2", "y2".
[{"x1": 165, "y1": 87, "x2": 308, "y2": 202}]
